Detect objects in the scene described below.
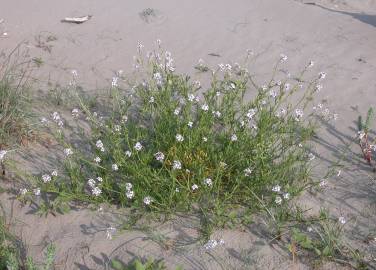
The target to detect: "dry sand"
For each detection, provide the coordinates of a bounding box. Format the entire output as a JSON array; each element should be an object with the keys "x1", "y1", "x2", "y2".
[{"x1": 1, "y1": 0, "x2": 376, "y2": 269}]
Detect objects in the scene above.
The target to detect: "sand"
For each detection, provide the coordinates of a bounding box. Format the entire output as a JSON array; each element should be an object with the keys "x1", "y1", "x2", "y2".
[{"x1": 1, "y1": 0, "x2": 376, "y2": 269}]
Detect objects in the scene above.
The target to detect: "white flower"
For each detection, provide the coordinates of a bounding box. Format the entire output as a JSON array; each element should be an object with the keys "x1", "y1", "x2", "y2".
[
  {"x1": 96, "y1": 140, "x2": 104, "y2": 149},
  {"x1": 298, "y1": 143, "x2": 303, "y2": 148},
  {"x1": 33, "y1": 188, "x2": 41, "y2": 196},
  {"x1": 134, "y1": 142, "x2": 143, "y2": 151},
  {"x1": 231, "y1": 134, "x2": 238, "y2": 142},
  {"x1": 204, "y1": 239, "x2": 218, "y2": 250},
  {"x1": 307, "y1": 227, "x2": 313, "y2": 232},
  {"x1": 97, "y1": 177, "x2": 103, "y2": 182},
  {"x1": 143, "y1": 196, "x2": 152, "y2": 205},
  {"x1": 272, "y1": 185, "x2": 281, "y2": 192},
  {"x1": 337, "y1": 170, "x2": 341, "y2": 177},
  {"x1": 338, "y1": 216, "x2": 346, "y2": 224},
  {"x1": 114, "y1": 125, "x2": 121, "y2": 132},
  {"x1": 172, "y1": 160, "x2": 182, "y2": 170},
  {"x1": 280, "y1": 54, "x2": 288, "y2": 62},
  {"x1": 333, "y1": 114, "x2": 339, "y2": 121},
  {"x1": 125, "y1": 182, "x2": 133, "y2": 191},
  {"x1": 203, "y1": 178, "x2": 213, "y2": 187},
  {"x1": 193, "y1": 80, "x2": 201, "y2": 88},
  {"x1": 92, "y1": 186, "x2": 102, "y2": 196},
  {"x1": 202, "y1": 137, "x2": 208, "y2": 142},
  {"x1": 358, "y1": 131, "x2": 366, "y2": 140},
  {"x1": 176, "y1": 134, "x2": 184, "y2": 142},
  {"x1": 275, "y1": 108, "x2": 287, "y2": 118},
  {"x1": 121, "y1": 115, "x2": 128, "y2": 123},
  {"x1": 154, "y1": 152, "x2": 165, "y2": 162},
  {"x1": 153, "y1": 72, "x2": 162, "y2": 85},
  {"x1": 308, "y1": 153, "x2": 315, "y2": 161},
  {"x1": 174, "y1": 108, "x2": 181, "y2": 115},
  {"x1": 52, "y1": 112, "x2": 61, "y2": 122},
  {"x1": 318, "y1": 72, "x2": 326, "y2": 80},
  {"x1": 111, "y1": 77, "x2": 119, "y2": 88},
  {"x1": 246, "y1": 109, "x2": 257, "y2": 119},
  {"x1": 40, "y1": 117, "x2": 48, "y2": 125},
  {"x1": 94, "y1": 156, "x2": 101, "y2": 163},
  {"x1": 72, "y1": 108, "x2": 79, "y2": 117},
  {"x1": 137, "y1": 42, "x2": 144, "y2": 51},
  {"x1": 126, "y1": 190, "x2": 134, "y2": 199},
  {"x1": 283, "y1": 193, "x2": 290, "y2": 200},
  {"x1": 51, "y1": 170, "x2": 58, "y2": 177},
  {"x1": 149, "y1": 96, "x2": 155, "y2": 103},
  {"x1": 188, "y1": 94, "x2": 196, "y2": 102},
  {"x1": 175, "y1": 187, "x2": 180, "y2": 192},
  {"x1": 42, "y1": 174, "x2": 51, "y2": 183},
  {"x1": 187, "y1": 121, "x2": 193, "y2": 128},
  {"x1": 315, "y1": 84, "x2": 323, "y2": 92},
  {"x1": 216, "y1": 91, "x2": 221, "y2": 96},
  {"x1": 191, "y1": 184, "x2": 199, "y2": 191},
  {"x1": 295, "y1": 109, "x2": 304, "y2": 121},
  {"x1": 20, "y1": 188, "x2": 28, "y2": 195},
  {"x1": 64, "y1": 148, "x2": 73, "y2": 157},
  {"x1": 125, "y1": 151, "x2": 132, "y2": 157},
  {"x1": 0, "y1": 150, "x2": 7, "y2": 161},
  {"x1": 213, "y1": 111, "x2": 221, "y2": 118},
  {"x1": 201, "y1": 104, "x2": 209, "y2": 112},
  {"x1": 275, "y1": 196, "x2": 282, "y2": 204},
  {"x1": 112, "y1": 164, "x2": 119, "y2": 171},
  {"x1": 319, "y1": 179, "x2": 327, "y2": 187},
  {"x1": 269, "y1": 89, "x2": 277, "y2": 98},
  {"x1": 244, "y1": 168, "x2": 252, "y2": 177},
  {"x1": 88, "y1": 178, "x2": 96, "y2": 188},
  {"x1": 106, "y1": 226, "x2": 116, "y2": 240},
  {"x1": 307, "y1": 61, "x2": 314, "y2": 68}
]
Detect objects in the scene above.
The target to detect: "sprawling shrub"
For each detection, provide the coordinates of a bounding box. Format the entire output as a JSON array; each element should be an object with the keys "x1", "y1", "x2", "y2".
[{"x1": 25, "y1": 44, "x2": 333, "y2": 228}]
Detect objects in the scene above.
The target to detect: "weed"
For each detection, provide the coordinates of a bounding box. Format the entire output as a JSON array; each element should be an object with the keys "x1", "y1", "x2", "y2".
[
  {"x1": 22, "y1": 43, "x2": 336, "y2": 238},
  {"x1": 357, "y1": 107, "x2": 375, "y2": 170},
  {"x1": 111, "y1": 257, "x2": 182, "y2": 270},
  {"x1": 0, "y1": 46, "x2": 34, "y2": 146}
]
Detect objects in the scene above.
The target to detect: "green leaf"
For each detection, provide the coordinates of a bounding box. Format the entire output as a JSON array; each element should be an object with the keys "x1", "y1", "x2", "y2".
[
  {"x1": 134, "y1": 260, "x2": 146, "y2": 270},
  {"x1": 322, "y1": 246, "x2": 331, "y2": 257},
  {"x1": 111, "y1": 259, "x2": 124, "y2": 270}
]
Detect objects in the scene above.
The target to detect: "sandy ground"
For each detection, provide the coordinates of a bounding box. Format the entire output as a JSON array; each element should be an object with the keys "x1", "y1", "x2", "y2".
[{"x1": 1, "y1": 0, "x2": 376, "y2": 269}]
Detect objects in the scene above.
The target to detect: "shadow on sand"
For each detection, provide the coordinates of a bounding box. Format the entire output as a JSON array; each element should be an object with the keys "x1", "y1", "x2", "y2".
[{"x1": 304, "y1": 2, "x2": 376, "y2": 27}]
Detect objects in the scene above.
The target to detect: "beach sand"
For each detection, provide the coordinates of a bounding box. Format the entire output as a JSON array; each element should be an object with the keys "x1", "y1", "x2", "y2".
[{"x1": 1, "y1": 0, "x2": 376, "y2": 269}]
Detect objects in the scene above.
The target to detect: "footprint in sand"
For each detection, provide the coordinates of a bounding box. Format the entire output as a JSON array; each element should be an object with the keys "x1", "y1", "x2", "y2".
[{"x1": 139, "y1": 8, "x2": 166, "y2": 25}]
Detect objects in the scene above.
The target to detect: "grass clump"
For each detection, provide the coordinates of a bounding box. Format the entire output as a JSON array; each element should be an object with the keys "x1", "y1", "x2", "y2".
[
  {"x1": 0, "y1": 47, "x2": 34, "y2": 147},
  {"x1": 111, "y1": 257, "x2": 182, "y2": 270},
  {"x1": 24, "y1": 44, "x2": 332, "y2": 232}
]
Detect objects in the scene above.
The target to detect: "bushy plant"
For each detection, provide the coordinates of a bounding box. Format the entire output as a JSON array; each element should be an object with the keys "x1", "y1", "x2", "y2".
[{"x1": 24, "y1": 43, "x2": 334, "y2": 230}]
